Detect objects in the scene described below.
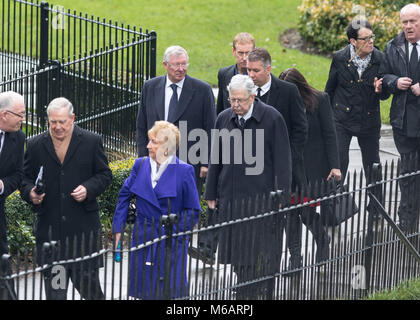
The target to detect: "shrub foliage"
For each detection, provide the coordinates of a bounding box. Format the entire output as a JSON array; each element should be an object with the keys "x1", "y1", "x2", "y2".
[{"x1": 298, "y1": 0, "x2": 403, "y2": 54}]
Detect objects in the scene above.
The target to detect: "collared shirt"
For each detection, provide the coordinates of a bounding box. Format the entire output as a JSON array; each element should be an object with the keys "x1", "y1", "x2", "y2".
[
  {"x1": 255, "y1": 77, "x2": 271, "y2": 97},
  {"x1": 149, "y1": 155, "x2": 174, "y2": 188},
  {"x1": 165, "y1": 76, "x2": 185, "y2": 121},
  {"x1": 238, "y1": 102, "x2": 254, "y2": 124}
]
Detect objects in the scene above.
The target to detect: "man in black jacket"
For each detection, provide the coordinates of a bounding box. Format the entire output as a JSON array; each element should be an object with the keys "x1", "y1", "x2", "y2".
[
  {"x1": 216, "y1": 32, "x2": 255, "y2": 115},
  {"x1": 247, "y1": 47, "x2": 308, "y2": 272},
  {"x1": 204, "y1": 74, "x2": 291, "y2": 298},
  {"x1": 21, "y1": 97, "x2": 113, "y2": 300},
  {"x1": 0, "y1": 91, "x2": 25, "y2": 300},
  {"x1": 380, "y1": 4, "x2": 420, "y2": 232},
  {"x1": 325, "y1": 19, "x2": 388, "y2": 186}
]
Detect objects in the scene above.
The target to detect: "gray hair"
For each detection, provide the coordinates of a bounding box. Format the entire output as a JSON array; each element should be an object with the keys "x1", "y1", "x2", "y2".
[
  {"x1": 227, "y1": 74, "x2": 255, "y2": 97},
  {"x1": 47, "y1": 97, "x2": 74, "y2": 117},
  {"x1": 400, "y1": 3, "x2": 420, "y2": 18},
  {"x1": 0, "y1": 91, "x2": 24, "y2": 111},
  {"x1": 163, "y1": 45, "x2": 189, "y2": 63}
]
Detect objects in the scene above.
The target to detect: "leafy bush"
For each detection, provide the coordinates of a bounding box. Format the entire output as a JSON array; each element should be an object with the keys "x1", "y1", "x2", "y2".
[
  {"x1": 5, "y1": 192, "x2": 36, "y2": 255},
  {"x1": 298, "y1": 0, "x2": 402, "y2": 54}
]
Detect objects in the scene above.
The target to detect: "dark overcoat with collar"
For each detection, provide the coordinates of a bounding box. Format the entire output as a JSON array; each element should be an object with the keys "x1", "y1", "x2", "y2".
[
  {"x1": 0, "y1": 130, "x2": 25, "y2": 255},
  {"x1": 20, "y1": 125, "x2": 112, "y2": 265},
  {"x1": 216, "y1": 64, "x2": 236, "y2": 115},
  {"x1": 266, "y1": 74, "x2": 308, "y2": 190},
  {"x1": 136, "y1": 74, "x2": 216, "y2": 187},
  {"x1": 326, "y1": 44, "x2": 389, "y2": 134},
  {"x1": 204, "y1": 98, "x2": 291, "y2": 266},
  {"x1": 380, "y1": 32, "x2": 418, "y2": 131}
]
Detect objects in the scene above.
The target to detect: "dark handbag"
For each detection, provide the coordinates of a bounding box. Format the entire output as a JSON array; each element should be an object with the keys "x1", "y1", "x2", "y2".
[
  {"x1": 126, "y1": 157, "x2": 146, "y2": 224},
  {"x1": 321, "y1": 180, "x2": 359, "y2": 227}
]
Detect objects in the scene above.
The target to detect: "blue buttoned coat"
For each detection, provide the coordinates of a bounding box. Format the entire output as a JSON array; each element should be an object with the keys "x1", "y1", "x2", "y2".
[{"x1": 112, "y1": 156, "x2": 200, "y2": 299}]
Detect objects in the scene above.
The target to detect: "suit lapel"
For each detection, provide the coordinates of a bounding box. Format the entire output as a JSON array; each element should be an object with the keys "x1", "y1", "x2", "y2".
[
  {"x1": 154, "y1": 157, "x2": 177, "y2": 200},
  {"x1": 0, "y1": 132, "x2": 15, "y2": 164},
  {"x1": 173, "y1": 75, "x2": 194, "y2": 122},
  {"x1": 130, "y1": 158, "x2": 161, "y2": 210},
  {"x1": 62, "y1": 125, "x2": 82, "y2": 167},
  {"x1": 155, "y1": 76, "x2": 166, "y2": 120},
  {"x1": 41, "y1": 132, "x2": 61, "y2": 166}
]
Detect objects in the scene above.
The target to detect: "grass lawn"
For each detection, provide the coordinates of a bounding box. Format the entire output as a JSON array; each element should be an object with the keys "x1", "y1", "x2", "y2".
[{"x1": 39, "y1": 0, "x2": 390, "y2": 122}]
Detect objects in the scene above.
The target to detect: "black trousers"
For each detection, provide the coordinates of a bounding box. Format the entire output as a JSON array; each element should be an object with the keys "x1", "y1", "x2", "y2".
[
  {"x1": 336, "y1": 124, "x2": 381, "y2": 182},
  {"x1": 0, "y1": 262, "x2": 16, "y2": 300},
  {"x1": 393, "y1": 129, "x2": 420, "y2": 230},
  {"x1": 42, "y1": 264, "x2": 104, "y2": 300}
]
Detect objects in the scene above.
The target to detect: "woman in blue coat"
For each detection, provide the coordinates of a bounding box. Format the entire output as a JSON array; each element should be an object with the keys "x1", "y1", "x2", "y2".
[{"x1": 112, "y1": 121, "x2": 201, "y2": 299}]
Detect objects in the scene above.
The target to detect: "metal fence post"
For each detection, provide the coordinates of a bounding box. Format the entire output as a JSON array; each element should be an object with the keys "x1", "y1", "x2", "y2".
[
  {"x1": 0, "y1": 254, "x2": 16, "y2": 300},
  {"x1": 161, "y1": 213, "x2": 178, "y2": 300},
  {"x1": 39, "y1": 2, "x2": 50, "y2": 69},
  {"x1": 150, "y1": 30, "x2": 157, "y2": 79}
]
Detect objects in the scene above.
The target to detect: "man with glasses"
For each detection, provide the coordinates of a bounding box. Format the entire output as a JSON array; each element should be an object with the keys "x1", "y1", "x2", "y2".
[
  {"x1": 380, "y1": 4, "x2": 420, "y2": 232},
  {"x1": 204, "y1": 74, "x2": 291, "y2": 299},
  {"x1": 216, "y1": 32, "x2": 255, "y2": 115},
  {"x1": 0, "y1": 91, "x2": 26, "y2": 300},
  {"x1": 136, "y1": 45, "x2": 216, "y2": 195},
  {"x1": 246, "y1": 47, "x2": 308, "y2": 274}
]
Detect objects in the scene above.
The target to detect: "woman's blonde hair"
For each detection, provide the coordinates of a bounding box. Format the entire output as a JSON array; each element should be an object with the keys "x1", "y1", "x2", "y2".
[{"x1": 148, "y1": 120, "x2": 180, "y2": 156}]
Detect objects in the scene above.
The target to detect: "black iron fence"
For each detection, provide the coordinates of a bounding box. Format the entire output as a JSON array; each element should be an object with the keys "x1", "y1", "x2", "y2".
[
  {"x1": 2, "y1": 160, "x2": 420, "y2": 300},
  {"x1": 0, "y1": 0, "x2": 157, "y2": 159}
]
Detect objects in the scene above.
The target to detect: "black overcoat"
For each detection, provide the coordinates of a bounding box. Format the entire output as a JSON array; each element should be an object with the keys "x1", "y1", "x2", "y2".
[
  {"x1": 21, "y1": 125, "x2": 112, "y2": 265},
  {"x1": 304, "y1": 92, "x2": 340, "y2": 185},
  {"x1": 0, "y1": 130, "x2": 25, "y2": 255},
  {"x1": 204, "y1": 98, "x2": 291, "y2": 266},
  {"x1": 216, "y1": 64, "x2": 236, "y2": 115}
]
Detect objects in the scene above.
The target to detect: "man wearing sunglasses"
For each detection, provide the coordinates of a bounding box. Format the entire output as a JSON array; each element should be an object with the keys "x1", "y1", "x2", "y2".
[{"x1": 0, "y1": 91, "x2": 26, "y2": 300}]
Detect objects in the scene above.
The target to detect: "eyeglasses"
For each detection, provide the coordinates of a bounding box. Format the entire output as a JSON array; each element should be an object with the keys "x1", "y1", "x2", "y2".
[
  {"x1": 6, "y1": 109, "x2": 25, "y2": 119},
  {"x1": 228, "y1": 96, "x2": 250, "y2": 104},
  {"x1": 167, "y1": 63, "x2": 189, "y2": 69},
  {"x1": 357, "y1": 34, "x2": 375, "y2": 42}
]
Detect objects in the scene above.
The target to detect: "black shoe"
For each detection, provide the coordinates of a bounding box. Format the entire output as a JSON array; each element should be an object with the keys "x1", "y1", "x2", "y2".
[
  {"x1": 188, "y1": 246, "x2": 215, "y2": 265},
  {"x1": 283, "y1": 255, "x2": 302, "y2": 277}
]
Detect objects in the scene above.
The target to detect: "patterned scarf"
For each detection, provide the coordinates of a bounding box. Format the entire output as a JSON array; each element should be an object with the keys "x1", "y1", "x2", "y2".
[{"x1": 350, "y1": 45, "x2": 372, "y2": 77}]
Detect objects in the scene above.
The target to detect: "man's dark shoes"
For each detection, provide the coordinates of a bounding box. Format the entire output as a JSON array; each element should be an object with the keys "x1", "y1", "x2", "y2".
[{"x1": 188, "y1": 246, "x2": 215, "y2": 265}]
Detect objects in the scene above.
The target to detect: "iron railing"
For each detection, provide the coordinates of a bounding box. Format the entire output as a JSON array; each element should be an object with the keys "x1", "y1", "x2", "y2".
[
  {"x1": 2, "y1": 160, "x2": 420, "y2": 300},
  {"x1": 0, "y1": 0, "x2": 157, "y2": 159}
]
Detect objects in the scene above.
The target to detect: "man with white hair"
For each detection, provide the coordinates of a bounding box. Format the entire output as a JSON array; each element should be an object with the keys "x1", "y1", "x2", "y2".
[
  {"x1": 380, "y1": 3, "x2": 420, "y2": 232},
  {"x1": 0, "y1": 91, "x2": 25, "y2": 300},
  {"x1": 136, "y1": 45, "x2": 216, "y2": 195},
  {"x1": 20, "y1": 97, "x2": 112, "y2": 300},
  {"x1": 204, "y1": 74, "x2": 291, "y2": 299}
]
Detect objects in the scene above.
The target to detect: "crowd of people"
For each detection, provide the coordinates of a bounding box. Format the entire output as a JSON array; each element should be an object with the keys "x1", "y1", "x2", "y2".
[{"x1": 2, "y1": 2, "x2": 420, "y2": 300}]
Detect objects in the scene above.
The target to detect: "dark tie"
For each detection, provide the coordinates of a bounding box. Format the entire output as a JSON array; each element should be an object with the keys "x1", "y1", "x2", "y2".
[
  {"x1": 239, "y1": 117, "x2": 245, "y2": 128},
  {"x1": 409, "y1": 43, "x2": 418, "y2": 83},
  {"x1": 167, "y1": 83, "x2": 178, "y2": 123},
  {"x1": 257, "y1": 87, "x2": 262, "y2": 98}
]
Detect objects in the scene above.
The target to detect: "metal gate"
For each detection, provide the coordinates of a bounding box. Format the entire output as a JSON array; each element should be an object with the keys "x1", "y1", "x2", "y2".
[{"x1": 0, "y1": 0, "x2": 157, "y2": 159}]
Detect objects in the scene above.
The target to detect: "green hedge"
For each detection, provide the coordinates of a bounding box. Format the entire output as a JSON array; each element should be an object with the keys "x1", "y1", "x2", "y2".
[{"x1": 298, "y1": 0, "x2": 402, "y2": 53}]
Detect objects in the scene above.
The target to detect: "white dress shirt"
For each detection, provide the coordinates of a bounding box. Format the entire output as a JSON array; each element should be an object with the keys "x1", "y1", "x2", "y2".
[
  {"x1": 255, "y1": 77, "x2": 272, "y2": 97},
  {"x1": 409, "y1": 41, "x2": 420, "y2": 61}
]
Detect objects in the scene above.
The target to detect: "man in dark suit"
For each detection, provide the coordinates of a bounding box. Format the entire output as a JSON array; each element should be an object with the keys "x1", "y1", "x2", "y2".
[
  {"x1": 205, "y1": 74, "x2": 291, "y2": 299},
  {"x1": 247, "y1": 47, "x2": 308, "y2": 272},
  {"x1": 216, "y1": 32, "x2": 255, "y2": 115},
  {"x1": 0, "y1": 91, "x2": 25, "y2": 300},
  {"x1": 136, "y1": 45, "x2": 216, "y2": 194},
  {"x1": 20, "y1": 97, "x2": 113, "y2": 300}
]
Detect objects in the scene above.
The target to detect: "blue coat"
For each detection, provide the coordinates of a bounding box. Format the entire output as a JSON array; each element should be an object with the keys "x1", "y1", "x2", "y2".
[{"x1": 112, "y1": 156, "x2": 201, "y2": 299}]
